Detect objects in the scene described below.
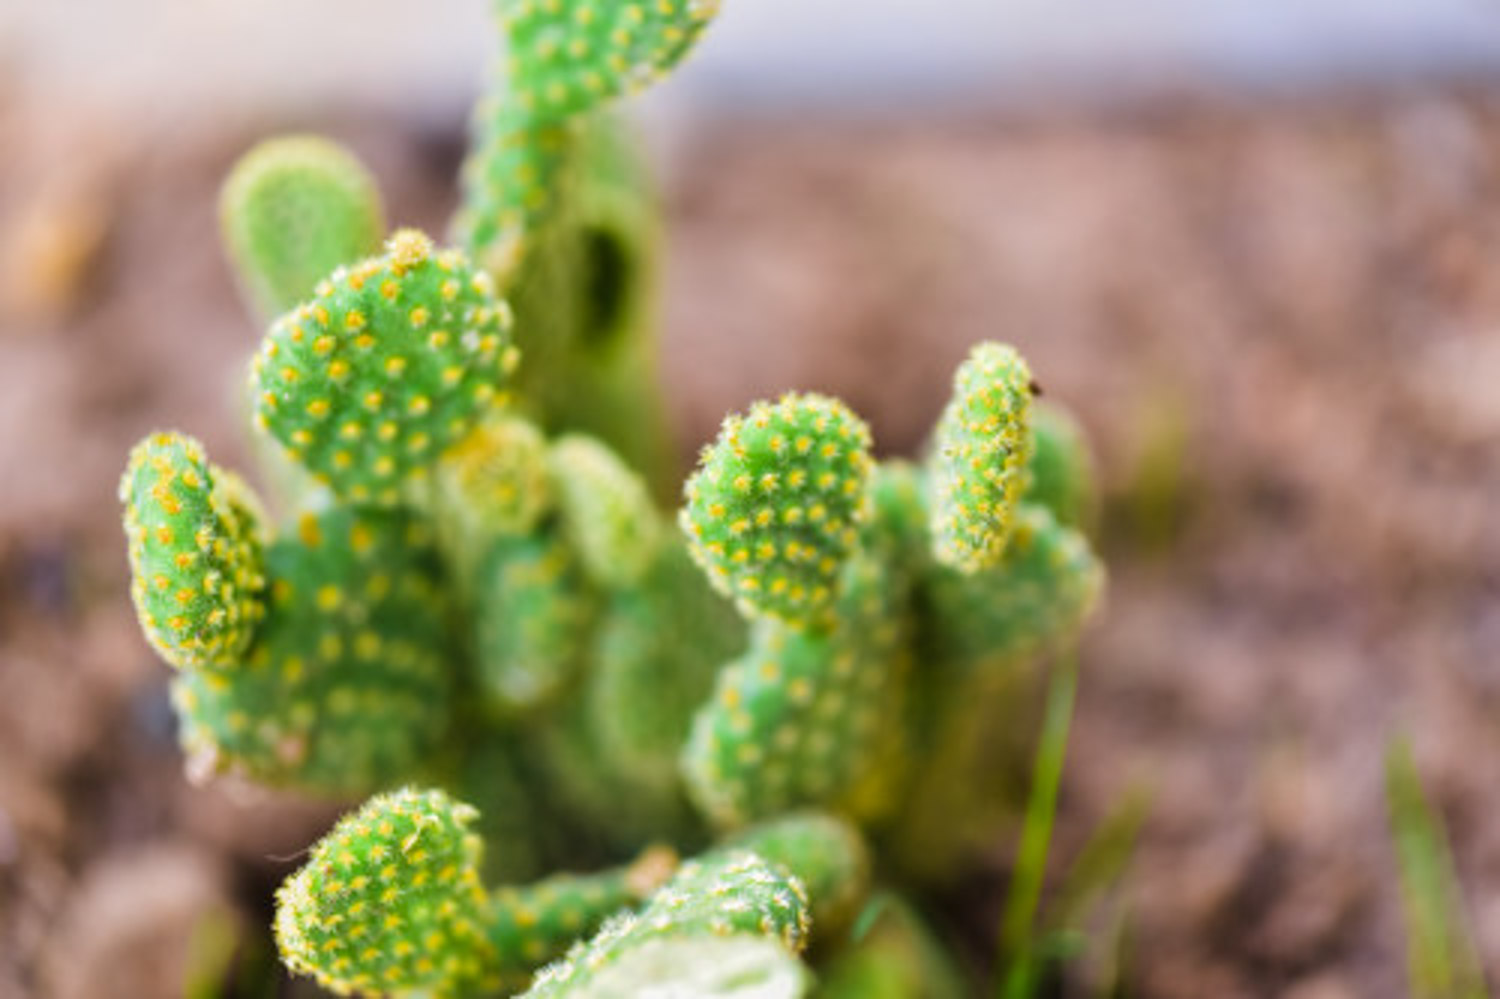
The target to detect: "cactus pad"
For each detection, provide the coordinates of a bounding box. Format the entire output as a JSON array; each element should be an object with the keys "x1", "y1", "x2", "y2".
[
  {"x1": 439, "y1": 414, "x2": 555, "y2": 541},
  {"x1": 120, "y1": 432, "x2": 267, "y2": 671},
  {"x1": 275, "y1": 788, "x2": 493, "y2": 996},
  {"x1": 251, "y1": 229, "x2": 519, "y2": 504},
  {"x1": 930, "y1": 342, "x2": 1034, "y2": 573},
  {"x1": 172, "y1": 507, "x2": 452, "y2": 792},
  {"x1": 499, "y1": 0, "x2": 721, "y2": 123},
  {"x1": 523, "y1": 851, "x2": 810, "y2": 998},
  {"x1": 220, "y1": 136, "x2": 386, "y2": 320},
  {"x1": 549, "y1": 434, "x2": 661, "y2": 588},
  {"x1": 682, "y1": 393, "x2": 873, "y2": 626}
]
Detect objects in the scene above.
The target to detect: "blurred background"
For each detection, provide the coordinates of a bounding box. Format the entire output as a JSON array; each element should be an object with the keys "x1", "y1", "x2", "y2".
[{"x1": 4, "y1": 1, "x2": 1500, "y2": 996}]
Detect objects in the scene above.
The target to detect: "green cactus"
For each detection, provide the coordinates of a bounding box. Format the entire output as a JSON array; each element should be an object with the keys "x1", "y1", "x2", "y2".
[
  {"x1": 124, "y1": 0, "x2": 1113, "y2": 985},
  {"x1": 499, "y1": 0, "x2": 721, "y2": 123},
  {"x1": 523, "y1": 851, "x2": 811, "y2": 998},
  {"x1": 251, "y1": 229, "x2": 519, "y2": 504},
  {"x1": 549, "y1": 434, "x2": 661, "y2": 588},
  {"x1": 220, "y1": 135, "x2": 386, "y2": 320},
  {"x1": 120, "y1": 432, "x2": 267, "y2": 672},
  {"x1": 929, "y1": 341, "x2": 1035, "y2": 573},
  {"x1": 471, "y1": 527, "x2": 598, "y2": 715},
  {"x1": 682, "y1": 394, "x2": 875, "y2": 627},
  {"x1": 173, "y1": 506, "x2": 453, "y2": 792},
  {"x1": 1026, "y1": 401, "x2": 1097, "y2": 533}
]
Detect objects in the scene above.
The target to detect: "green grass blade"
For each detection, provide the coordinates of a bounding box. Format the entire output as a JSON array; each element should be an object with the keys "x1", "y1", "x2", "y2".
[
  {"x1": 1385, "y1": 738, "x2": 1489, "y2": 999},
  {"x1": 994, "y1": 652, "x2": 1079, "y2": 999},
  {"x1": 1047, "y1": 785, "x2": 1150, "y2": 934}
]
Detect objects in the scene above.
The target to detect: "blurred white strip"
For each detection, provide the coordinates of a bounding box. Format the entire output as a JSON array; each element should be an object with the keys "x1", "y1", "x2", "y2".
[{"x1": 3, "y1": 0, "x2": 1500, "y2": 117}]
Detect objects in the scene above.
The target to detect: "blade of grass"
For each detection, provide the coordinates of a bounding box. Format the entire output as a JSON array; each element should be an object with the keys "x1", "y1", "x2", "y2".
[
  {"x1": 993, "y1": 652, "x2": 1079, "y2": 999},
  {"x1": 1385, "y1": 738, "x2": 1489, "y2": 999},
  {"x1": 1047, "y1": 784, "x2": 1150, "y2": 935}
]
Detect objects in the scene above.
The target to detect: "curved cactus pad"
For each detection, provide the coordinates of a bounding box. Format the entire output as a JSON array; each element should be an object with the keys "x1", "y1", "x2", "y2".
[
  {"x1": 1026, "y1": 401, "x2": 1097, "y2": 532},
  {"x1": 440, "y1": 415, "x2": 554, "y2": 540},
  {"x1": 682, "y1": 393, "x2": 873, "y2": 626},
  {"x1": 275, "y1": 788, "x2": 492, "y2": 997},
  {"x1": 500, "y1": 0, "x2": 721, "y2": 123},
  {"x1": 564, "y1": 935, "x2": 810, "y2": 998},
  {"x1": 725, "y1": 813, "x2": 870, "y2": 940},
  {"x1": 121, "y1": 432, "x2": 267, "y2": 671},
  {"x1": 172, "y1": 508, "x2": 452, "y2": 793},
  {"x1": 220, "y1": 135, "x2": 385, "y2": 320},
  {"x1": 930, "y1": 341, "x2": 1034, "y2": 573},
  {"x1": 251, "y1": 229, "x2": 519, "y2": 504},
  {"x1": 523, "y1": 852, "x2": 810, "y2": 998},
  {"x1": 550, "y1": 434, "x2": 661, "y2": 589}
]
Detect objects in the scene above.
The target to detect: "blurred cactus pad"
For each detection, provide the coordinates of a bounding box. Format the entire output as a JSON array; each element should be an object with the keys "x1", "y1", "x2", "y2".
[{"x1": 118, "y1": 1, "x2": 1106, "y2": 994}]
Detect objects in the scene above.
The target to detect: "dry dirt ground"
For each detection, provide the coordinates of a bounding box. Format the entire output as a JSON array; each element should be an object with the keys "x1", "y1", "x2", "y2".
[{"x1": 2, "y1": 87, "x2": 1500, "y2": 997}]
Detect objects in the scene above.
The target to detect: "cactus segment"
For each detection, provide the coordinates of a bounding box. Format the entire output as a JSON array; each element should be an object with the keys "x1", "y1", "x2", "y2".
[
  {"x1": 472, "y1": 527, "x2": 597, "y2": 714},
  {"x1": 486, "y1": 845, "x2": 679, "y2": 992},
  {"x1": 929, "y1": 342, "x2": 1034, "y2": 573},
  {"x1": 172, "y1": 508, "x2": 452, "y2": 792},
  {"x1": 1025, "y1": 401, "x2": 1097, "y2": 533},
  {"x1": 812, "y1": 893, "x2": 969, "y2": 999},
  {"x1": 439, "y1": 414, "x2": 555, "y2": 543},
  {"x1": 251, "y1": 229, "x2": 519, "y2": 504},
  {"x1": 681, "y1": 532, "x2": 911, "y2": 829},
  {"x1": 588, "y1": 538, "x2": 744, "y2": 793},
  {"x1": 499, "y1": 0, "x2": 721, "y2": 124},
  {"x1": 522, "y1": 851, "x2": 811, "y2": 998},
  {"x1": 220, "y1": 135, "x2": 386, "y2": 320},
  {"x1": 274, "y1": 788, "x2": 493, "y2": 997},
  {"x1": 682, "y1": 394, "x2": 874, "y2": 627},
  {"x1": 724, "y1": 813, "x2": 871, "y2": 940},
  {"x1": 570, "y1": 935, "x2": 811, "y2": 998},
  {"x1": 120, "y1": 432, "x2": 267, "y2": 671},
  {"x1": 549, "y1": 434, "x2": 661, "y2": 588}
]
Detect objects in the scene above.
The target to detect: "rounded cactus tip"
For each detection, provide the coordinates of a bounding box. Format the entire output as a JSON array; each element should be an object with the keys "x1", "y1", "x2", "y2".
[
  {"x1": 251, "y1": 228, "x2": 520, "y2": 505},
  {"x1": 930, "y1": 341, "x2": 1036, "y2": 573},
  {"x1": 274, "y1": 787, "x2": 493, "y2": 997},
  {"x1": 680, "y1": 393, "x2": 873, "y2": 628},
  {"x1": 220, "y1": 134, "x2": 386, "y2": 320},
  {"x1": 120, "y1": 431, "x2": 266, "y2": 671}
]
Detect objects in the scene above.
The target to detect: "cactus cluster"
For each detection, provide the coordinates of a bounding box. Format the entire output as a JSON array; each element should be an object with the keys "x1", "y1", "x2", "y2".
[{"x1": 121, "y1": 3, "x2": 1107, "y2": 995}]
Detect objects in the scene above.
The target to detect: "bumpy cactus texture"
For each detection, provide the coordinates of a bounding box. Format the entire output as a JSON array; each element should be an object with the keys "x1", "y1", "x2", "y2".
[
  {"x1": 121, "y1": 433, "x2": 266, "y2": 671},
  {"x1": 682, "y1": 394, "x2": 874, "y2": 626},
  {"x1": 220, "y1": 136, "x2": 386, "y2": 320},
  {"x1": 252, "y1": 229, "x2": 518, "y2": 503},
  {"x1": 930, "y1": 341, "x2": 1035, "y2": 573},
  {"x1": 439, "y1": 415, "x2": 555, "y2": 542}
]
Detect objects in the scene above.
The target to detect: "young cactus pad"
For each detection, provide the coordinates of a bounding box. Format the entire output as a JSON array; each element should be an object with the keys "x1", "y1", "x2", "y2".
[
  {"x1": 682, "y1": 393, "x2": 874, "y2": 626},
  {"x1": 549, "y1": 433, "x2": 661, "y2": 589},
  {"x1": 220, "y1": 135, "x2": 386, "y2": 320},
  {"x1": 930, "y1": 341, "x2": 1035, "y2": 573},
  {"x1": 251, "y1": 229, "x2": 519, "y2": 504},
  {"x1": 120, "y1": 432, "x2": 266, "y2": 671},
  {"x1": 275, "y1": 788, "x2": 493, "y2": 997}
]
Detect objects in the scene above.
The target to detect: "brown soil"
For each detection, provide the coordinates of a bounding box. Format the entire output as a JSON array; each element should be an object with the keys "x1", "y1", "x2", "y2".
[{"x1": 3, "y1": 87, "x2": 1499, "y2": 997}]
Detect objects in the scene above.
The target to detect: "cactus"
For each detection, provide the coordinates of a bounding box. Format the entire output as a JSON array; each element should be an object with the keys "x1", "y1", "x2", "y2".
[
  {"x1": 251, "y1": 229, "x2": 519, "y2": 504},
  {"x1": 929, "y1": 342, "x2": 1034, "y2": 573},
  {"x1": 220, "y1": 136, "x2": 386, "y2": 320},
  {"x1": 682, "y1": 393, "x2": 874, "y2": 627},
  {"x1": 120, "y1": 0, "x2": 1111, "y2": 990}
]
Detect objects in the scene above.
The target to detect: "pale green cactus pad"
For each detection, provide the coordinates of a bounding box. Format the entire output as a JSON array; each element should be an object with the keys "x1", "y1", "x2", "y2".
[
  {"x1": 1025, "y1": 401, "x2": 1097, "y2": 532},
  {"x1": 549, "y1": 433, "x2": 661, "y2": 588},
  {"x1": 120, "y1": 432, "x2": 267, "y2": 671},
  {"x1": 251, "y1": 229, "x2": 518, "y2": 504},
  {"x1": 929, "y1": 341, "x2": 1035, "y2": 573},
  {"x1": 172, "y1": 508, "x2": 452, "y2": 793},
  {"x1": 682, "y1": 393, "x2": 874, "y2": 627},
  {"x1": 438, "y1": 414, "x2": 555, "y2": 542},
  {"x1": 220, "y1": 135, "x2": 386, "y2": 320}
]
